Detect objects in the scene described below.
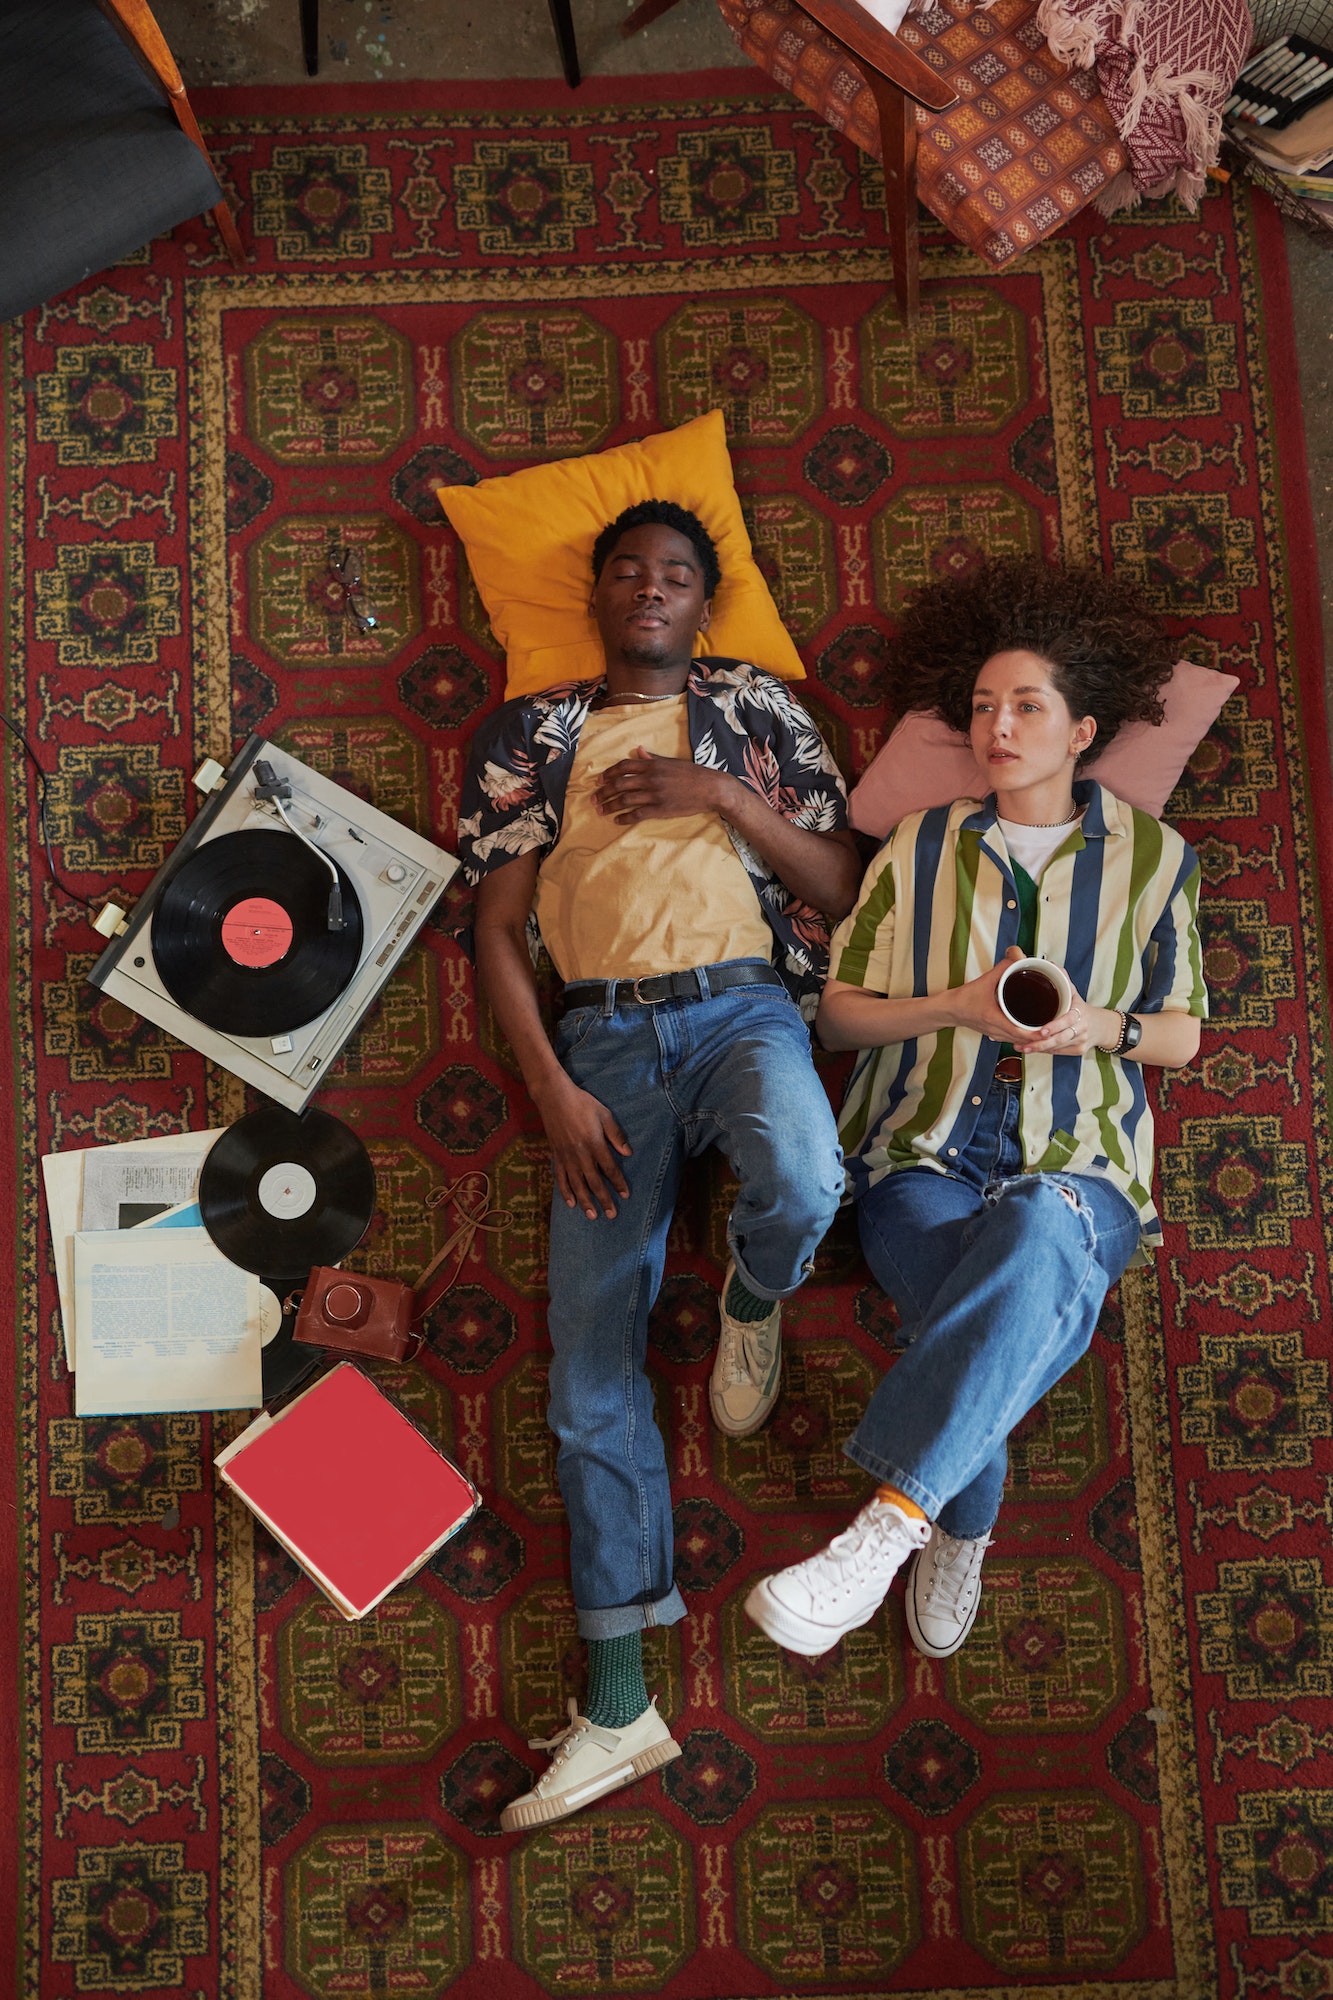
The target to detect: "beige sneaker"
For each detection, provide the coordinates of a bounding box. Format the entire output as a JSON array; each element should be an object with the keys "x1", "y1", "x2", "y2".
[
  {"x1": 500, "y1": 1698, "x2": 681, "y2": 1833},
  {"x1": 710, "y1": 1262, "x2": 782, "y2": 1436}
]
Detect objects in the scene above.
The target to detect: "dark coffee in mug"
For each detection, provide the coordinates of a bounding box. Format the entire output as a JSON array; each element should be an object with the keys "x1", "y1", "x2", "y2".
[{"x1": 1001, "y1": 968, "x2": 1062, "y2": 1027}]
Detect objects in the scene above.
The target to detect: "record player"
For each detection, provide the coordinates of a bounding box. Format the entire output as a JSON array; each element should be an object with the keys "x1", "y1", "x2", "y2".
[{"x1": 88, "y1": 735, "x2": 458, "y2": 1111}]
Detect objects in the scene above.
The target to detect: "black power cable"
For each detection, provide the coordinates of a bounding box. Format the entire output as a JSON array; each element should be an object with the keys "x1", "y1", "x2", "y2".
[{"x1": 1, "y1": 709, "x2": 100, "y2": 911}]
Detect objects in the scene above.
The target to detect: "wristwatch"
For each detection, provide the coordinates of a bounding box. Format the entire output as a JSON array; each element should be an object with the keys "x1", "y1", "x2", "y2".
[{"x1": 1111, "y1": 1011, "x2": 1143, "y2": 1055}]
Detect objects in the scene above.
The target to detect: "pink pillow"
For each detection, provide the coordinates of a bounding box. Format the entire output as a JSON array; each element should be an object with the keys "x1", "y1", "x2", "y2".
[{"x1": 848, "y1": 658, "x2": 1238, "y2": 835}]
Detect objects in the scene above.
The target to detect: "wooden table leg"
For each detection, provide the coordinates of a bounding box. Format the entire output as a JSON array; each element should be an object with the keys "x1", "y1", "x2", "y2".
[
  {"x1": 300, "y1": 0, "x2": 319, "y2": 75},
  {"x1": 547, "y1": 0, "x2": 581, "y2": 87}
]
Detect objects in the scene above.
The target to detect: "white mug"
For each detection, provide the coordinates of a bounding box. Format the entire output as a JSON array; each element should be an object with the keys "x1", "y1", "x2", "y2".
[{"x1": 996, "y1": 956, "x2": 1074, "y2": 1031}]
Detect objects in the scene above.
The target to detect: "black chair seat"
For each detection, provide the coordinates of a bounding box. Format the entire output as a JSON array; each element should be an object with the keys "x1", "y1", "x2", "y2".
[{"x1": 0, "y1": 0, "x2": 224, "y2": 321}]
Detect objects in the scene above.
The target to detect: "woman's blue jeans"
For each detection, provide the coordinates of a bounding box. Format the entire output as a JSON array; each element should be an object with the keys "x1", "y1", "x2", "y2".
[
  {"x1": 545, "y1": 964, "x2": 844, "y2": 1639},
  {"x1": 851, "y1": 1074, "x2": 1142, "y2": 1539}
]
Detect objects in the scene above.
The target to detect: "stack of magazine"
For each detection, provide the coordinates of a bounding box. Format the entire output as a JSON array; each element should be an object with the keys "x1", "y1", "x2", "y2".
[
  {"x1": 41, "y1": 1130, "x2": 266, "y2": 1416},
  {"x1": 1225, "y1": 34, "x2": 1333, "y2": 227}
]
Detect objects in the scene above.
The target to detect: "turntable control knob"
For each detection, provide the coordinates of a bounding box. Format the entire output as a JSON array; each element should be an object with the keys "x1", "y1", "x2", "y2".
[
  {"x1": 383, "y1": 863, "x2": 408, "y2": 884},
  {"x1": 325, "y1": 1283, "x2": 365, "y2": 1323},
  {"x1": 92, "y1": 902, "x2": 128, "y2": 939},
  {"x1": 193, "y1": 757, "x2": 227, "y2": 795}
]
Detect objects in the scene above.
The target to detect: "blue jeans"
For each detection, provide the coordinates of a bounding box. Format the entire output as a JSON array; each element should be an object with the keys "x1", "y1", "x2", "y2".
[
  {"x1": 545, "y1": 963, "x2": 843, "y2": 1639},
  {"x1": 850, "y1": 1075, "x2": 1141, "y2": 1539}
]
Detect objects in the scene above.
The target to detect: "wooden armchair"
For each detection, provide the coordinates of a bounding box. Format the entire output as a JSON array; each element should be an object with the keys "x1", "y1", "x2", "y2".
[
  {"x1": 0, "y1": 0, "x2": 244, "y2": 323},
  {"x1": 628, "y1": 0, "x2": 1128, "y2": 318}
]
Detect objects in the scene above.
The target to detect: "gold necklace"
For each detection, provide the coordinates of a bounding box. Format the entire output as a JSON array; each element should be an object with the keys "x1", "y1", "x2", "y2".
[{"x1": 602, "y1": 689, "x2": 684, "y2": 705}]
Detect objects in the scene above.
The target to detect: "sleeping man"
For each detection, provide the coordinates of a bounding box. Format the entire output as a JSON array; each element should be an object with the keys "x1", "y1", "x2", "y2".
[{"x1": 457, "y1": 500, "x2": 859, "y2": 1831}]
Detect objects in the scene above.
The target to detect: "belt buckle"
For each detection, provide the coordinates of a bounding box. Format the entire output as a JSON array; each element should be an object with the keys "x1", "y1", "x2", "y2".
[
  {"x1": 994, "y1": 1055, "x2": 1024, "y2": 1083},
  {"x1": 631, "y1": 975, "x2": 665, "y2": 1005}
]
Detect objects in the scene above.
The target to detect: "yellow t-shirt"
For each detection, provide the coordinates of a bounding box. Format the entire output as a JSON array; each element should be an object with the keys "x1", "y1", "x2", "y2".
[{"x1": 533, "y1": 696, "x2": 772, "y2": 982}]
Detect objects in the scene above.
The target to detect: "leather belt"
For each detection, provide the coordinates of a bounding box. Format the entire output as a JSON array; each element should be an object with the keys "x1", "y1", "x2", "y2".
[
  {"x1": 559, "y1": 961, "x2": 783, "y2": 1015},
  {"x1": 993, "y1": 1055, "x2": 1024, "y2": 1083}
]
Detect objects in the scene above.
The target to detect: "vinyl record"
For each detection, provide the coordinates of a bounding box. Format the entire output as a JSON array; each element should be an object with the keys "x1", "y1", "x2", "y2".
[
  {"x1": 151, "y1": 828, "x2": 364, "y2": 1037},
  {"x1": 259, "y1": 1280, "x2": 321, "y2": 1402},
  {"x1": 198, "y1": 1104, "x2": 376, "y2": 1280}
]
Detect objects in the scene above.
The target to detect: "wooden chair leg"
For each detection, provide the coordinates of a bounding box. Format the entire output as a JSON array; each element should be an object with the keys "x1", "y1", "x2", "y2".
[
  {"x1": 301, "y1": 0, "x2": 319, "y2": 75},
  {"x1": 547, "y1": 0, "x2": 581, "y2": 86},
  {"x1": 863, "y1": 69, "x2": 919, "y2": 322},
  {"x1": 211, "y1": 198, "x2": 248, "y2": 269},
  {"x1": 104, "y1": 3, "x2": 249, "y2": 267},
  {"x1": 620, "y1": 0, "x2": 688, "y2": 37},
  {"x1": 163, "y1": 89, "x2": 247, "y2": 266}
]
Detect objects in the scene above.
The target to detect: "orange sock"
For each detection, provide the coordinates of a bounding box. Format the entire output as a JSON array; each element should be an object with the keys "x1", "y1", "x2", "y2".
[{"x1": 875, "y1": 1483, "x2": 927, "y2": 1522}]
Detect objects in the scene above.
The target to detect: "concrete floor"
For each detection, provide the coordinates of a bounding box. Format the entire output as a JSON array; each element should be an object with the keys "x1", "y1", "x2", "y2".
[
  {"x1": 155, "y1": 0, "x2": 751, "y2": 84},
  {"x1": 161, "y1": 0, "x2": 1333, "y2": 732},
  {"x1": 1283, "y1": 224, "x2": 1333, "y2": 729}
]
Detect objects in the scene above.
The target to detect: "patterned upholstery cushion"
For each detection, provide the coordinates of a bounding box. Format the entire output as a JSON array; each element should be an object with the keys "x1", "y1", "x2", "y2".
[{"x1": 718, "y1": 0, "x2": 1127, "y2": 266}]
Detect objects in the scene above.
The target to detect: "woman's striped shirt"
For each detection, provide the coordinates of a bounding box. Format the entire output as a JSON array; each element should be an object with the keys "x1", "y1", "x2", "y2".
[{"x1": 830, "y1": 780, "x2": 1207, "y2": 1250}]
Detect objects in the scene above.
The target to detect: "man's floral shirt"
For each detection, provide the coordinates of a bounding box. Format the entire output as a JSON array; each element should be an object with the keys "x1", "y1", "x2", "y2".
[{"x1": 457, "y1": 659, "x2": 851, "y2": 1013}]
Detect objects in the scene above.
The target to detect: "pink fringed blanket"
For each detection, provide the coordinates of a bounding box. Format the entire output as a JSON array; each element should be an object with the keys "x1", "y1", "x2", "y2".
[{"x1": 1036, "y1": 0, "x2": 1253, "y2": 208}]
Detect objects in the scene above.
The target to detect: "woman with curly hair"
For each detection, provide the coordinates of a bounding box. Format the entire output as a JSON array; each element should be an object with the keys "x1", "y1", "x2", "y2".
[{"x1": 746, "y1": 556, "x2": 1207, "y2": 1662}]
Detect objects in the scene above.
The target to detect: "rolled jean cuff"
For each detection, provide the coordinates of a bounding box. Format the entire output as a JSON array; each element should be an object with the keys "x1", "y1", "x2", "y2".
[
  {"x1": 842, "y1": 1440, "x2": 941, "y2": 1522},
  {"x1": 727, "y1": 1235, "x2": 816, "y2": 1304},
  {"x1": 575, "y1": 1584, "x2": 688, "y2": 1641}
]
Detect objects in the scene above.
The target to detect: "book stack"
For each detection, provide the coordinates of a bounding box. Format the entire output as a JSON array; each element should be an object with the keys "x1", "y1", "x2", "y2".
[{"x1": 1225, "y1": 36, "x2": 1333, "y2": 231}]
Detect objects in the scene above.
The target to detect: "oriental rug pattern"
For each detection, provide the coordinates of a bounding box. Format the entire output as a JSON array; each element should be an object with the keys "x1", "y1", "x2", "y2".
[{"x1": 3, "y1": 69, "x2": 1331, "y2": 2000}]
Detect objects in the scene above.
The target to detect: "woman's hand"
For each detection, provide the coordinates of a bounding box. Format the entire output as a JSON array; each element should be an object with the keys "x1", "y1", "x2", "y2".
[
  {"x1": 1004, "y1": 951, "x2": 1120, "y2": 1056},
  {"x1": 1021, "y1": 991, "x2": 1120, "y2": 1056},
  {"x1": 818, "y1": 951, "x2": 1201, "y2": 1066},
  {"x1": 948, "y1": 948, "x2": 1117, "y2": 1054}
]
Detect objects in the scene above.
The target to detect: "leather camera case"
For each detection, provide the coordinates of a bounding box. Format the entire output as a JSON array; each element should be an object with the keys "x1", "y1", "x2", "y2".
[{"x1": 293, "y1": 1267, "x2": 419, "y2": 1362}]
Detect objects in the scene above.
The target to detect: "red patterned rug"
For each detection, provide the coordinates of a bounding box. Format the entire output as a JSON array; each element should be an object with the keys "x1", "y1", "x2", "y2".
[{"x1": 4, "y1": 67, "x2": 1332, "y2": 2000}]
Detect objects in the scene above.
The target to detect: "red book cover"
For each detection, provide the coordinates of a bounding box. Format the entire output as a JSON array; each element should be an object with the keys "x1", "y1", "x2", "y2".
[{"x1": 215, "y1": 1362, "x2": 479, "y2": 1618}]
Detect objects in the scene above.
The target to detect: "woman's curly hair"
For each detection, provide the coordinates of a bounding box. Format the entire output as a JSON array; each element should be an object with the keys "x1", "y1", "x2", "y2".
[{"x1": 889, "y1": 556, "x2": 1175, "y2": 765}]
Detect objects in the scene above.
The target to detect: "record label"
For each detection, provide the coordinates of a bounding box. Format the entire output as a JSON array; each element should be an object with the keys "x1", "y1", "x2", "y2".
[
  {"x1": 221, "y1": 898, "x2": 293, "y2": 969},
  {"x1": 198, "y1": 1104, "x2": 376, "y2": 1279},
  {"x1": 257, "y1": 1163, "x2": 317, "y2": 1220}
]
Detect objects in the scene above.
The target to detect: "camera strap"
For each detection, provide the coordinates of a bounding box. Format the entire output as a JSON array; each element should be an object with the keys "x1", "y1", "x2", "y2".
[{"x1": 412, "y1": 1172, "x2": 513, "y2": 1336}]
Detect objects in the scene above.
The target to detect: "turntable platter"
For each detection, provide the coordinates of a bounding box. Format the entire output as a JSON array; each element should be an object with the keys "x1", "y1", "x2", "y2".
[{"x1": 151, "y1": 829, "x2": 363, "y2": 1037}]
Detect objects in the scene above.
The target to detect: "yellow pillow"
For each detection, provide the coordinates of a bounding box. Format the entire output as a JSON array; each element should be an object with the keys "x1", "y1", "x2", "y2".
[{"x1": 436, "y1": 410, "x2": 805, "y2": 697}]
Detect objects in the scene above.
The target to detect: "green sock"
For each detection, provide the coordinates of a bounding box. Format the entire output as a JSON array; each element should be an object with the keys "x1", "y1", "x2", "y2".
[
  {"x1": 724, "y1": 1269, "x2": 776, "y2": 1323},
  {"x1": 583, "y1": 1632, "x2": 649, "y2": 1729}
]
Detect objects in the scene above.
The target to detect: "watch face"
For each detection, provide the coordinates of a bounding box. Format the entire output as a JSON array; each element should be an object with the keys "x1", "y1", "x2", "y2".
[{"x1": 1123, "y1": 1013, "x2": 1143, "y2": 1050}]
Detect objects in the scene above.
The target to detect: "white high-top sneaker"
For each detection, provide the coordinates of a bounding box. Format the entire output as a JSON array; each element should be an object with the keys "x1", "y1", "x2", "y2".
[
  {"x1": 905, "y1": 1525, "x2": 992, "y2": 1658},
  {"x1": 744, "y1": 1499, "x2": 930, "y2": 1656}
]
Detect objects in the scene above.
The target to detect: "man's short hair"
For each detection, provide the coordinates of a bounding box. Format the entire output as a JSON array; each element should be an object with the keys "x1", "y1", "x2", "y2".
[{"x1": 591, "y1": 500, "x2": 721, "y2": 599}]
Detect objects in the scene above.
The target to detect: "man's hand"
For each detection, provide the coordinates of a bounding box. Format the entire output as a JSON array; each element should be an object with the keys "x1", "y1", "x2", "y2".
[
  {"x1": 532, "y1": 1069, "x2": 633, "y2": 1220},
  {"x1": 594, "y1": 748, "x2": 727, "y2": 826}
]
